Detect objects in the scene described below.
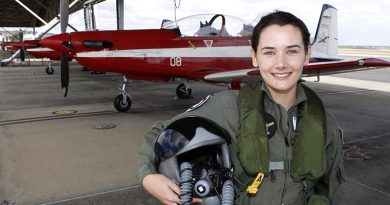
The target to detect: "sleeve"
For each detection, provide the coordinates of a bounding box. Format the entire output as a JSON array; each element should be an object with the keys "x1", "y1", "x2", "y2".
[
  {"x1": 136, "y1": 120, "x2": 166, "y2": 184},
  {"x1": 313, "y1": 111, "x2": 345, "y2": 204}
]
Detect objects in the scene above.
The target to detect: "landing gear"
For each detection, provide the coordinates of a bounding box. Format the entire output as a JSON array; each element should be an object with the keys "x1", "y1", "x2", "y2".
[
  {"x1": 315, "y1": 70, "x2": 320, "y2": 82},
  {"x1": 114, "y1": 95, "x2": 131, "y2": 112},
  {"x1": 114, "y1": 76, "x2": 132, "y2": 112},
  {"x1": 45, "y1": 61, "x2": 54, "y2": 75},
  {"x1": 176, "y1": 83, "x2": 192, "y2": 99},
  {"x1": 315, "y1": 74, "x2": 320, "y2": 82}
]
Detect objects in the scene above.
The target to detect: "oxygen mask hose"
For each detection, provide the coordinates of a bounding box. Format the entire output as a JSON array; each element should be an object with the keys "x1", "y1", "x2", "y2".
[
  {"x1": 179, "y1": 162, "x2": 193, "y2": 205},
  {"x1": 221, "y1": 180, "x2": 234, "y2": 205}
]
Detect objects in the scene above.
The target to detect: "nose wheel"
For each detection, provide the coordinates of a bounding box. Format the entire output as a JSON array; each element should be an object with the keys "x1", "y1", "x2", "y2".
[
  {"x1": 45, "y1": 61, "x2": 54, "y2": 75},
  {"x1": 176, "y1": 83, "x2": 192, "y2": 99},
  {"x1": 114, "y1": 95, "x2": 132, "y2": 112},
  {"x1": 114, "y1": 76, "x2": 132, "y2": 112}
]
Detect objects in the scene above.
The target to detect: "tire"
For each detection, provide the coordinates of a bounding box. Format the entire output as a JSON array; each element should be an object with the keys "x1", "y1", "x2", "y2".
[
  {"x1": 46, "y1": 66, "x2": 54, "y2": 75},
  {"x1": 176, "y1": 83, "x2": 192, "y2": 99},
  {"x1": 114, "y1": 95, "x2": 132, "y2": 112}
]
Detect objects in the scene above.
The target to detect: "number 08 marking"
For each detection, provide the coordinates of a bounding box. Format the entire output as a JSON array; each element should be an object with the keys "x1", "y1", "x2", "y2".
[{"x1": 170, "y1": 57, "x2": 182, "y2": 67}]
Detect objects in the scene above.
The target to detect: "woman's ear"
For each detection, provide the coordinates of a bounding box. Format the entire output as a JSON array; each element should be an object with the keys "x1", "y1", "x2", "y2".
[
  {"x1": 251, "y1": 49, "x2": 259, "y2": 67},
  {"x1": 304, "y1": 46, "x2": 312, "y2": 65}
]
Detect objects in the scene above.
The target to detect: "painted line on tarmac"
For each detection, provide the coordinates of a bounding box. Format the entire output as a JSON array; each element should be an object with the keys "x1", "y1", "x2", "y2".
[
  {"x1": 344, "y1": 132, "x2": 390, "y2": 144},
  {"x1": 346, "y1": 177, "x2": 390, "y2": 198},
  {"x1": 37, "y1": 185, "x2": 141, "y2": 205},
  {"x1": 303, "y1": 76, "x2": 390, "y2": 93},
  {"x1": 0, "y1": 105, "x2": 190, "y2": 126}
]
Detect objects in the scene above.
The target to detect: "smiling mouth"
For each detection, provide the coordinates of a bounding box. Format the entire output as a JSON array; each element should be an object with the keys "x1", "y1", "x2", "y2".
[{"x1": 272, "y1": 73, "x2": 291, "y2": 78}]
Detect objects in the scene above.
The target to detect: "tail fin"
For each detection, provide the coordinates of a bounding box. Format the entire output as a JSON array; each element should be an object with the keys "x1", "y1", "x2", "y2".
[{"x1": 311, "y1": 4, "x2": 339, "y2": 60}]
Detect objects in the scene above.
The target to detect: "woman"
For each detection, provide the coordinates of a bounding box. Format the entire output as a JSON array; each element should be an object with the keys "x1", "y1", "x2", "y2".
[{"x1": 138, "y1": 10, "x2": 344, "y2": 205}]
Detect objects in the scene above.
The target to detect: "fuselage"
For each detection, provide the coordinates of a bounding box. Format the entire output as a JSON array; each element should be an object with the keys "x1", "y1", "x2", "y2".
[{"x1": 60, "y1": 29, "x2": 253, "y2": 81}]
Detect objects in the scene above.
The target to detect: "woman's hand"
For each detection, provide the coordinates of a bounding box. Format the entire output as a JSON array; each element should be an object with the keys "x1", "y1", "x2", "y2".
[
  {"x1": 142, "y1": 173, "x2": 203, "y2": 205},
  {"x1": 143, "y1": 174, "x2": 180, "y2": 204}
]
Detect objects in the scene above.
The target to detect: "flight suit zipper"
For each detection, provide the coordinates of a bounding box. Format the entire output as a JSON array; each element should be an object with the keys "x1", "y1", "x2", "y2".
[
  {"x1": 280, "y1": 132, "x2": 290, "y2": 204},
  {"x1": 280, "y1": 107, "x2": 297, "y2": 204}
]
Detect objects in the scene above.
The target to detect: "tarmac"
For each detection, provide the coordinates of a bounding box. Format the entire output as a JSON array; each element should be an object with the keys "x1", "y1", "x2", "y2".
[{"x1": 0, "y1": 57, "x2": 389, "y2": 205}]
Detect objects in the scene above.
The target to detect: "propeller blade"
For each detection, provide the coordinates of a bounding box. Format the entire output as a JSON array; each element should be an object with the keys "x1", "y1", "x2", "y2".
[
  {"x1": 19, "y1": 30, "x2": 23, "y2": 42},
  {"x1": 60, "y1": 0, "x2": 69, "y2": 97},
  {"x1": 60, "y1": 52, "x2": 69, "y2": 97},
  {"x1": 19, "y1": 48, "x2": 25, "y2": 61},
  {"x1": 60, "y1": 0, "x2": 69, "y2": 34}
]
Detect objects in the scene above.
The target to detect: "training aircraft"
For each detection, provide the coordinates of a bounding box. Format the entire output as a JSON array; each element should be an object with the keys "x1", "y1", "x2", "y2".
[
  {"x1": 40, "y1": 4, "x2": 390, "y2": 112},
  {"x1": 1, "y1": 40, "x2": 73, "y2": 74},
  {"x1": 23, "y1": 40, "x2": 74, "y2": 74},
  {"x1": 1, "y1": 41, "x2": 23, "y2": 52}
]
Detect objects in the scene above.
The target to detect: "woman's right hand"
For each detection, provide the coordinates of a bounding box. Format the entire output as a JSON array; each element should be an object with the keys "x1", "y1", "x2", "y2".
[{"x1": 142, "y1": 173, "x2": 181, "y2": 205}]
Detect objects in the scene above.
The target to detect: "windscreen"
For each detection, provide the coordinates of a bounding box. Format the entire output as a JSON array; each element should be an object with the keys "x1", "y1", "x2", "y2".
[{"x1": 162, "y1": 14, "x2": 253, "y2": 37}]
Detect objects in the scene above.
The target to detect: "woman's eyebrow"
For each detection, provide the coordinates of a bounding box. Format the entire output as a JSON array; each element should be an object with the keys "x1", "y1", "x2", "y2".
[
  {"x1": 260, "y1": 45, "x2": 302, "y2": 51},
  {"x1": 260, "y1": 46, "x2": 275, "y2": 51},
  {"x1": 287, "y1": 45, "x2": 302, "y2": 49}
]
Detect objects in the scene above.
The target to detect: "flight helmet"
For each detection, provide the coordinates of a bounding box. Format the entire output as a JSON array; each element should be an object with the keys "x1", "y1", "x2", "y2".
[{"x1": 154, "y1": 116, "x2": 234, "y2": 205}]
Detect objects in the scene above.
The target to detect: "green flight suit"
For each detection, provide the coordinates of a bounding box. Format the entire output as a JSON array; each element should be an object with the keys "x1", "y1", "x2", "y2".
[{"x1": 137, "y1": 83, "x2": 345, "y2": 205}]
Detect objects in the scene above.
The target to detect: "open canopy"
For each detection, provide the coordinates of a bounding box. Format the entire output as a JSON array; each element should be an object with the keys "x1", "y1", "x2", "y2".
[{"x1": 162, "y1": 14, "x2": 254, "y2": 37}]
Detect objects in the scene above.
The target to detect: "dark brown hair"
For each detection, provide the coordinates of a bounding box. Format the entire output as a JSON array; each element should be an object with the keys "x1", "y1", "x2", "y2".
[{"x1": 251, "y1": 11, "x2": 310, "y2": 53}]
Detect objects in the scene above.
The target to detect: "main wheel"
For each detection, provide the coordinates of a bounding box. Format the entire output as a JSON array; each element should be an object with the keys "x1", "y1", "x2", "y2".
[
  {"x1": 114, "y1": 95, "x2": 132, "y2": 112},
  {"x1": 176, "y1": 83, "x2": 192, "y2": 99},
  {"x1": 46, "y1": 66, "x2": 54, "y2": 75}
]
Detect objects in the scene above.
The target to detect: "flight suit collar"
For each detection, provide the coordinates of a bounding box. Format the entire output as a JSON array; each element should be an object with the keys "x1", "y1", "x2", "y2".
[{"x1": 260, "y1": 82, "x2": 308, "y2": 108}]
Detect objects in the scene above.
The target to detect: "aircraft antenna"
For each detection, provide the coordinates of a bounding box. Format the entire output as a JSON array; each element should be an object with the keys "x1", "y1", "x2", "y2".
[{"x1": 174, "y1": 0, "x2": 181, "y2": 21}]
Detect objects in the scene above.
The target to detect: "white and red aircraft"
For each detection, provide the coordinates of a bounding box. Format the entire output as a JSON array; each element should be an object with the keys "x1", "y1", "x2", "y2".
[
  {"x1": 25, "y1": 40, "x2": 74, "y2": 74},
  {"x1": 1, "y1": 40, "x2": 73, "y2": 74},
  {"x1": 40, "y1": 4, "x2": 390, "y2": 112}
]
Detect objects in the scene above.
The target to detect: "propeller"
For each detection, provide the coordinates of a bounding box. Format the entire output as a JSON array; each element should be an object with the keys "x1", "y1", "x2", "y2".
[
  {"x1": 19, "y1": 47, "x2": 25, "y2": 61},
  {"x1": 60, "y1": 0, "x2": 69, "y2": 97},
  {"x1": 19, "y1": 31, "x2": 25, "y2": 61}
]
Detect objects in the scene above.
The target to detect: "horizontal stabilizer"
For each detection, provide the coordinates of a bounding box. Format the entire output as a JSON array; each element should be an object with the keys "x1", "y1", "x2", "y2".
[{"x1": 302, "y1": 58, "x2": 390, "y2": 76}]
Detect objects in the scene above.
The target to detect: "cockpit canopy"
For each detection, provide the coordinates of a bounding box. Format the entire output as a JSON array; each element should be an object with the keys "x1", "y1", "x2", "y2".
[{"x1": 162, "y1": 14, "x2": 254, "y2": 37}]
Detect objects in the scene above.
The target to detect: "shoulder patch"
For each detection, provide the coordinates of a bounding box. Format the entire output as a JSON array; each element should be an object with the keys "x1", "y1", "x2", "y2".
[
  {"x1": 264, "y1": 113, "x2": 277, "y2": 138},
  {"x1": 186, "y1": 95, "x2": 211, "y2": 112}
]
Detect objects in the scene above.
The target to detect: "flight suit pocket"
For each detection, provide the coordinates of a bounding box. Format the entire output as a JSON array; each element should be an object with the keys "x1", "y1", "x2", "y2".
[{"x1": 237, "y1": 133, "x2": 268, "y2": 175}]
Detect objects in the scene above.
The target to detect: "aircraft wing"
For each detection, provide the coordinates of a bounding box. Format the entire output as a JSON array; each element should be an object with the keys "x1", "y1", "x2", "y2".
[
  {"x1": 204, "y1": 68, "x2": 259, "y2": 83},
  {"x1": 204, "y1": 58, "x2": 390, "y2": 83}
]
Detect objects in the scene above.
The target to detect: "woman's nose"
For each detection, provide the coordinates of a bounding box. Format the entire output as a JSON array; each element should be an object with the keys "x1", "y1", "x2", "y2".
[{"x1": 275, "y1": 53, "x2": 287, "y2": 69}]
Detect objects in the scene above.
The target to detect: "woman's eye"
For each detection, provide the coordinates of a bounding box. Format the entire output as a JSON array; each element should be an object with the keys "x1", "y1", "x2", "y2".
[
  {"x1": 287, "y1": 50, "x2": 299, "y2": 55},
  {"x1": 263, "y1": 51, "x2": 275, "y2": 55}
]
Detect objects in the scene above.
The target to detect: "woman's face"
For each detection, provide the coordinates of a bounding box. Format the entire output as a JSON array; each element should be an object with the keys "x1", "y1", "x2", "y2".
[{"x1": 252, "y1": 24, "x2": 310, "y2": 95}]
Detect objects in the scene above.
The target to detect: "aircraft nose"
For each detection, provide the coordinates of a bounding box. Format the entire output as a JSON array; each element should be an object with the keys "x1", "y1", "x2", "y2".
[{"x1": 40, "y1": 33, "x2": 71, "y2": 53}]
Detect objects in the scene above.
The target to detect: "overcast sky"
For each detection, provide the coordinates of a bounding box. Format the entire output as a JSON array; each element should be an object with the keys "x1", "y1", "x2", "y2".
[{"x1": 62, "y1": 0, "x2": 390, "y2": 46}]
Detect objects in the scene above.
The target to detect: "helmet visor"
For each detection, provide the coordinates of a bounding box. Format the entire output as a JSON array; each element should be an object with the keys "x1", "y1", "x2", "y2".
[{"x1": 154, "y1": 129, "x2": 190, "y2": 160}]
